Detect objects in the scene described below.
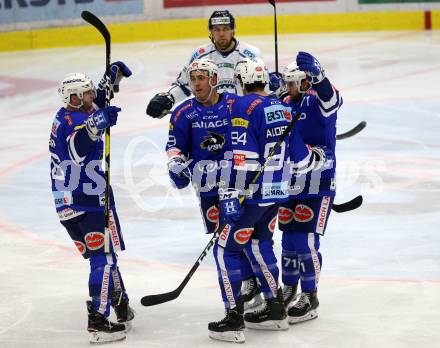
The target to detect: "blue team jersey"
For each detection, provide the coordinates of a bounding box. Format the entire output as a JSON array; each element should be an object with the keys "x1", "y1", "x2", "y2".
[
  {"x1": 49, "y1": 107, "x2": 113, "y2": 213},
  {"x1": 166, "y1": 93, "x2": 238, "y2": 197},
  {"x1": 228, "y1": 93, "x2": 311, "y2": 204},
  {"x1": 284, "y1": 83, "x2": 342, "y2": 198}
]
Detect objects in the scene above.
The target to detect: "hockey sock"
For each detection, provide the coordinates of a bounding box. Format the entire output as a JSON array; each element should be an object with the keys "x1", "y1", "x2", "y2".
[
  {"x1": 89, "y1": 253, "x2": 117, "y2": 316},
  {"x1": 244, "y1": 239, "x2": 279, "y2": 299},
  {"x1": 213, "y1": 243, "x2": 242, "y2": 309},
  {"x1": 240, "y1": 251, "x2": 254, "y2": 281},
  {"x1": 281, "y1": 232, "x2": 300, "y2": 285}
]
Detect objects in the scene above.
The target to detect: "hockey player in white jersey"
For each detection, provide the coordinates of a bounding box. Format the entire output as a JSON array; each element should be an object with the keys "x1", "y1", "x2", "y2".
[{"x1": 146, "y1": 10, "x2": 262, "y2": 119}]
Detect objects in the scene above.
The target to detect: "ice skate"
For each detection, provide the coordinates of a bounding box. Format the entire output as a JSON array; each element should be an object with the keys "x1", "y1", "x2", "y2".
[
  {"x1": 287, "y1": 290, "x2": 319, "y2": 324},
  {"x1": 87, "y1": 301, "x2": 126, "y2": 344},
  {"x1": 112, "y1": 291, "x2": 135, "y2": 332},
  {"x1": 239, "y1": 276, "x2": 264, "y2": 312},
  {"x1": 208, "y1": 307, "x2": 245, "y2": 343},
  {"x1": 283, "y1": 283, "x2": 298, "y2": 309},
  {"x1": 244, "y1": 288, "x2": 288, "y2": 330}
]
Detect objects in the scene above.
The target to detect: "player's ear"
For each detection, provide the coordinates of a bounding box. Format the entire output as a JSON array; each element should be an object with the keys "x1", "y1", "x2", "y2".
[{"x1": 212, "y1": 74, "x2": 218, "y2": 85}]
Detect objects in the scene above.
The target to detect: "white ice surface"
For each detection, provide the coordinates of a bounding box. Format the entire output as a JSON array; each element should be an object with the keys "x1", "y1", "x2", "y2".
[{"x1": 0, "y1": 31, "x2": 440, "y2": 348}]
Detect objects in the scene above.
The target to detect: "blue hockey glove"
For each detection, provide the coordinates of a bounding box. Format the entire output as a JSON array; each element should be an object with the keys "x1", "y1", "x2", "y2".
[
  {"x1": 296, "y1": 51, "x2": 325, "y2": 84},
  {"x1": 95, "y1": 61, "x2": 132, "y2": 107},
  {"x1": 269, "y1": 72, "x2": 288, "y2": 99},
  {"x1": 85, "y1": 106, "x2": 121, "y2": 140},
  {"x1": 146, "y1": 92, "x2": 175, "y2": 119},
  {"x1": 167, "y1": 156, "x2": 191, "y2": 189},
  {"x1": 219, "y1": 189, "x2": 243, "y2": 225}
]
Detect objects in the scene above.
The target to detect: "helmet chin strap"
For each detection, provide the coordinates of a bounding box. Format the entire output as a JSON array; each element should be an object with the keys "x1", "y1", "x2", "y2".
[
  {"x1": 195, "y1": 76, "x2": 218, "y2": 104},
  {"x1": 67, "y1": 100, "x2": 83, "y2": 109}
]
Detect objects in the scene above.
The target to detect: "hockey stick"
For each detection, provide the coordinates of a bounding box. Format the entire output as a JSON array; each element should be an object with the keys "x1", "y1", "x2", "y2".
[
  {"x1": 332, "y1": 195, "x2": 363, "y2": 213},
  {"x1": 81, "y1": 11, "x2": 112, "y2": 253},
  {"x1": 336, "y1": 121, "x2": 367, "y2": 140},
  {"x1": 267, "y1": 0, "x2": 279, "y2": 73},
  {"x1": 140, "y1": 112, "x2": 302, "y2": 307}
]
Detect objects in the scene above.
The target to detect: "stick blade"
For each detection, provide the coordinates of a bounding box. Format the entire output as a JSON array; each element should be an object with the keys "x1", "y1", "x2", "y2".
[
  {"x1": 336, "y1": 121, "x2": 367, "y2": 140},
  {"x1": 140, "y1": 290, "x2": 180, "y2": 306},
  {"x1": 81, "y1": 11, "x2": 110, "y2": 42},
  {"x1": 267, "y1": 0, "x2": 276, "y2": 6},
  {"x1": 332, "y1": 195, "x2": 363, "y2": 213}
]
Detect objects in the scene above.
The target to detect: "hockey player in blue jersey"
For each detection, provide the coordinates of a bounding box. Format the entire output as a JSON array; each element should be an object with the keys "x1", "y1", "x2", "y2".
[
  {"x1": 207, "y1": 57, "x2": 328, "y2": 342},
  {"x1": 147, "y1": 10, "x2": 262, "y2": 119},
  {"x1": 277, "y1": 52, "x2": 342, "y2": 324},
  {"x1": 165, "y1": 59, "x2": 238, "y2": 235},
  {"x1": 49, "y1": 63, "x2": 134, "y2": 344}
]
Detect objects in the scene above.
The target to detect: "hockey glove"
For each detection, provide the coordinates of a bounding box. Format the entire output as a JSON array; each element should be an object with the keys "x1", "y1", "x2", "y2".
[
  {"x1": 296, "y1": 51, "x2": 325, "y2": 84},
  {"x1": 167, "y1": 156, "x2": 191, "y2": 189},
  {"x1": 95, "y1": 61, "x2": 132, "y2": 107},
  {"x1": 269, "y1": 72, "x2": 288, "y2": 100},
  {"x1": 146, "y1": 92, "x2": 175, "y2": 119},
  {"x1": 85, "y1": 106, "x2": 121, "y2": 141},
  {"x1": 218, "y1": 189, "x2": 243, "y2": 225}
]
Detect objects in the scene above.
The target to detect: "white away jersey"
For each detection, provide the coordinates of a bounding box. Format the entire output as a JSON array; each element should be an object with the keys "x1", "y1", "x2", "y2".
[{"x1": 168, "y1": 39, "x2": 262, "y2": 103}]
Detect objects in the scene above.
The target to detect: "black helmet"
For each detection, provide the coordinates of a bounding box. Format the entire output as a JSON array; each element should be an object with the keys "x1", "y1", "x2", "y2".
[{"x1": 208, "y1": 10, "x2": 235, "y2": 31}]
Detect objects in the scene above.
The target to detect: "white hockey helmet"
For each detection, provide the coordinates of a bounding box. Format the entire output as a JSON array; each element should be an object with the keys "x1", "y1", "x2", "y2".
[
  {"x1": 234, "y1": 57, "x2": 268, "y2": 85},
  {"x1": 283, "y1": 62, "x2": 308, "y2": 92},
  {"x1": 58, "y1": 73, "x2": 96, "y2": 107},
  {"x1": 187, "y1": 59, "x2": 219, "y2": 80}
]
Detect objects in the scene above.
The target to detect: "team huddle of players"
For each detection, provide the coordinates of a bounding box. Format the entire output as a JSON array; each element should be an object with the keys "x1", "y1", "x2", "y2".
[{"x1": 50, "y1": 9, "x2": 341, "y2": 345}]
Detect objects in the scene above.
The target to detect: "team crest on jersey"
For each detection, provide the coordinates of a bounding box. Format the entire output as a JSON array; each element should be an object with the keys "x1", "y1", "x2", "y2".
[
  {"x1": 294, "y1": 204, "x2": 314, "y2": 222},
  {"x1": 268, "y1": 216, "x2": 277, "y2": 233},
  {"x1": 206, "y1": 205, "x2": 219, "y2": 223},
  {"x1": 74, "y1": 241, "x2": 86, "y2": 255},
  {"x1": 278, "y1": 207, "x2": 294, "y2": 224},
  {"x1": 200, "y1": 131, "x2": 225, "y2": 153},
  {"x1": 85, "y1": 232, "x2": 105, "y2": 250},
  {"x1": 234, "y1": 228, "x2": 254, "y2": 244}
]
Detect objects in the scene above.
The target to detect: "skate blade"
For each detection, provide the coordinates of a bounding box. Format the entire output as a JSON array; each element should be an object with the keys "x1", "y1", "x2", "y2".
[
  {"x1": 208, "y1": 330, "x2": 245, "y2": 343},
  {"x1": 288, "y1": 310, "x2": 318, "y2": 324},
  {"x1": 245, "y1": 319, "x2": 288, "y2": 331},
  {"x1": 123, "y1": 321, "x2": 132, "y2": 333},
  {"x1": 89, "y1": 331, "x2": 126, "y2": 344}
]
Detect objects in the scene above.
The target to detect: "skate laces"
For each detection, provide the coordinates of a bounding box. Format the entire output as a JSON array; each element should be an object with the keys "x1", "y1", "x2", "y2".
[
  {"x1": 283, "y1": 286, "x2": 294, "y2": 302},
  {"x1": 214, "y1": 309, "x2": 236, "y2": 324},
  {"x1": 293, "y1": 293, "x2": 310, "y2": 309},
  {"x1": 241, "y1": 278, "x2": 256, "y2": 295}
]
